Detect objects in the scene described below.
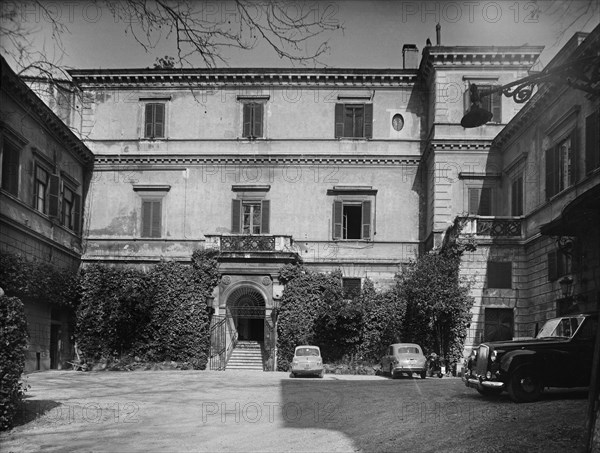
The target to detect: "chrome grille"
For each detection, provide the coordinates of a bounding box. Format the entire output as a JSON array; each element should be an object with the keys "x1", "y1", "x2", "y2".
[{"x1": 475, "y1": 345, "x2": 489, "y2": 377}]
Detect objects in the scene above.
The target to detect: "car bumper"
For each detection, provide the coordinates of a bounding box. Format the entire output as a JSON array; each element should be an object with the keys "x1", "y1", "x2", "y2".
[
  {"x1": 462, "y1": 374, "x2": 505, "y2": 390},
  {"x1": 392, "y1": 366, "x2": 426, "y2": 373},
  {"x1": 291, "y1": 366, "x2": 323, "y2": 375}
]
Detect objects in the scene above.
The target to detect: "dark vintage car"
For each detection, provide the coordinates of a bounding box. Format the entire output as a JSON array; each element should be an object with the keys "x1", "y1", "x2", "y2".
[{"x1": 463, "y1": 313, "x2": 598, "y2": 402}]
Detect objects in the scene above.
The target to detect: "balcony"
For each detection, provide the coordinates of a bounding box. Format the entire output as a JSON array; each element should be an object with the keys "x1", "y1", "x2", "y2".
[
  {"x1": 457, "y1": 216, "x2": 522, "y2": 237},
  {"x1": 205, "y1": 235, "x2": 295, "y2": 253}
]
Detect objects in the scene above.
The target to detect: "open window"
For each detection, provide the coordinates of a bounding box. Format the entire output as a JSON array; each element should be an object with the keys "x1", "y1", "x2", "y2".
[
  {"x1": 328, "y1": 186, "x2": 376, "y2": 241},
  {"x1": 231, "y1": 199, "x2": 270, "y2": 234},
  {"x1": 231, "y1": 184, "x2": 271, "y2": 234}
]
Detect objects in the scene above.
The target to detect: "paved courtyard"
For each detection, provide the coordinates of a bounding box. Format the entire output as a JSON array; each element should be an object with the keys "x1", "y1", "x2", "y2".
[{"x1": 0, "y1": 370, "x2": 589, "y2": 452}]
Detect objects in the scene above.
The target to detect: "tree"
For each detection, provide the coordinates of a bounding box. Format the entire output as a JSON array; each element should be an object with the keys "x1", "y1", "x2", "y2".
[
  {"x1": 1, "y1": 0, "x2": 342, "y2": 78},
  {"x1": 399, "y1": 250, "x2": 474, "y2": 369}
]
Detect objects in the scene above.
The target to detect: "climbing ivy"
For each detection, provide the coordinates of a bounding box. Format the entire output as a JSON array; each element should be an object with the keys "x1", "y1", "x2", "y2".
[
  {"x1": 0, "y1": 296, "x2": 28, "y2": 431},
  {"x1": 76, "y1": 250, "x2": 220, "y2": 369},
  {"x1": 0, "y1": 252, "x2": 80, "y2": 307}
]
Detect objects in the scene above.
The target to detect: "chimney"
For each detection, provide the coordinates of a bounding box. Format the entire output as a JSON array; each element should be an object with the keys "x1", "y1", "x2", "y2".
[
  {"x1": 436, "y1": 23, "x2": 441, "y2": 46},
  {"x1": 402, "y1": 44, "x2": 419, "y2": 69}
]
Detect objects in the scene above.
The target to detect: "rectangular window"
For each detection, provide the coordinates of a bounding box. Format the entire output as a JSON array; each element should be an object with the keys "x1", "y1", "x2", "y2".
[
  {"x1": 1, "y1": 140, "x2": 20, "y2": 196},
  {"x1": 34, "y1": 165, "x2": 49, "y2": 214},
  {"x1": 547, "y1": 250, "x2": 572, "y2": 282},
  {"x1": 332, "y1": 200, "x2": 372, "y2": 240},
  {"x1": 144, "y1": 103, "x2": 165, "y2": 139},
  {"x1": 61, "y1": 185, "x2": 80, "y2": 231},
  {"x1": 335, "y1": 103, "x2": 373, "y2": 139},
  {"x1": 546, "y1": 132, "x2": 576, "y2": 199},
  {"x1": 465, "y1": 84, "x2": 502, "y2": 123},
  {"x1": 242, "y1": 102, "x2": 264, "y2": 139},
  {"x1": 484, "y1": 308, "x2": 513, "y2": 342},
  {"x1": 487, "y1": 261, "x2": 512, "y2": 289},
  {"x1": 586, "y1": 109, "x2": 600, "y2": 174},
  {"x1": 342, "y1": 278, "x2": 361, "y2": 299},
  {"x1": 511, "y1": 175, "x2": 523, "y2": 216},
  {"x1": 231, "y1": 199, "x2": 270, "y2": 234},
  {"x1": 141, "y1": 199, "x2": 162, "y2": 238},
  {"x1": 468, "y1": 187, "x2": 492, "y2": 216}
]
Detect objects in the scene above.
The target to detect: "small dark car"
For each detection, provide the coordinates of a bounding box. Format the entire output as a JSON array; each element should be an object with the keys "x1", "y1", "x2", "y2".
[{"x1": 463, "y1": 313, "x2": 598, "y2": 402}]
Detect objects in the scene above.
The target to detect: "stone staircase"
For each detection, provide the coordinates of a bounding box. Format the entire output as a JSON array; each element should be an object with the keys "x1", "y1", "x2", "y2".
[{"x1": 226, "y1": 341, "x2": 264, "y2": 370}]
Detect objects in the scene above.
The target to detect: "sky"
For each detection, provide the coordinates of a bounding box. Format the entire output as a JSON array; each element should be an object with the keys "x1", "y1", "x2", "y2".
[{"x1": 2, "y1": 0, "x2": 599, "y2": 72}]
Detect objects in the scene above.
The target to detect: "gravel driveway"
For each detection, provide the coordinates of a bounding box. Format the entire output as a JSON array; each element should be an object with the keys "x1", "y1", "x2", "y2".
[{"x1": 0, "y1": 370, "x2": 589, "y2": 452}]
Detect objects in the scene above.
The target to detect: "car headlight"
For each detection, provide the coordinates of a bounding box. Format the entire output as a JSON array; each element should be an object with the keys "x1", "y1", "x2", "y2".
[{"x1": 490, "y1": 350, "x2": 497, "y2": 362}]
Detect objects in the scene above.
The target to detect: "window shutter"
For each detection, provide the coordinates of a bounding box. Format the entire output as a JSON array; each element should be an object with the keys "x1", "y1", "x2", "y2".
[
  {"x1": 151, "y1": 201, "x2": 161, "y2": 237},
  {"x1": 511, "y1": 179, "x2": 518, "y2": 216},
  {"x1": 332, "y1": 200, "x2": 343, "y2": 239},
  {"x1": 73, "y1": 194, "x2": 81, "y2": 234},
  {"x1": 334, "y1": 104, "x2": 344, "y2": 138},
  {"x1": 253, "y1": 103, "x2": 263, "y2": 138},
  {"x1": 231, "y1": 199, "x2": 241, "y2": 233},
  {"x1": 144, "y1": 104, "x2": 154, "y2": 138},
  {"x1": 568, "y1": 128, "x2": 578, "y2": 185},
  {"x1": 585, "y1": 110, "x2": 600, "y2": 174},
  {"x1": 364, "y1": 104, "x2": 373, "y2": 139},
  {"x1": 261, "y1": 199, "x2": 270, "y2": 234},
  {"x1": 243, "y1": 104, "x2": 252, "y2": 138},
  {"x1": 464, "y1": 85, "x2": 471, "y2": 114},
  {"x1": 547, "y1": 252, "x2": 558, "y2": 281},
  {"x1": 468, "y1": 188, "x2": 479, "y2": 215},
  {"x1": 154, "y1": 103, "x2": 165, "y2": 138},
  {"x1": 48, "y1": 174, "x2": 60, "y2": 217},
  {"x1": 491, "y1": 89, "x2": 502, "y2": 123},
  {"x1": 479, "y1": 187, "x2": 492, "y2": 216},
  {"x1": 142, "y1": 201, "x2": 152, "y2": 237},
  {"x1": 545, "y1": 147, "x2": 556, "y2": 199},
  {"x1": 361, "y1": 200, "x2": 372, "y2": 239}
]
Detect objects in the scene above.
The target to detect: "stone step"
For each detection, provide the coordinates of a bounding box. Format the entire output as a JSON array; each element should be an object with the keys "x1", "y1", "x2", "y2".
[{"x1": 227, "y1": 343, "x2": 265, "y2": 370}]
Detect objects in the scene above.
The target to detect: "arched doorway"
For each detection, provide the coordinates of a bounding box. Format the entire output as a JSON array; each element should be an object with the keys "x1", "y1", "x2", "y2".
[{"x1": 226, "y1": 286, "x2": 266, "y2": 341}]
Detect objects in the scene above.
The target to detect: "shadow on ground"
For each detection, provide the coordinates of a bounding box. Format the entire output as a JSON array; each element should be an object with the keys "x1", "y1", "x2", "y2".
[
  {"x1": 13, "y1": 399, "x2": 62, "y2": 428},
  {"x1": 279, "y1": 377, "x2": 589, "y2": 452}
]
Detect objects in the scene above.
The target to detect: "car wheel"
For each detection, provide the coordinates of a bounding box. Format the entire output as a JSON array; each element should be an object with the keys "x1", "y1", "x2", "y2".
[
  {"x1": 476, "y1": 387, "x2": 503, "y2": 397},
  {"x1": 507, "y1": 365, "x2": 543, "y2": 403},
  {"x1": 420, "y1": 370, "x2": 426, "y2": 379}
]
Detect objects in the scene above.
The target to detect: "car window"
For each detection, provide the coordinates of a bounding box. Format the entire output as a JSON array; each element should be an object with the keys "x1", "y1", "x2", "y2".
[
  {"x1": 396, "y1": 347, "x2": 420, "y2": 354},
  {"x1": 574, "y1": 318, "x2": 598, "y2": 341},
  {"x1": 296, "y1": 348, "x2": 320, "y2": 356},
  {"x1": 537, "y1": 316, "x2": 585, "y2": 338}
]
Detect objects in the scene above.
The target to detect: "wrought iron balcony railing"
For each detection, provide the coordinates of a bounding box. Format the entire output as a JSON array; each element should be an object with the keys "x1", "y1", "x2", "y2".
[
  {"x1": 205, "y1": 235, "x2": 294, "y2": 252},
  {"x1": 458, "y1": 217, "x2": 522, "y2": 237}
]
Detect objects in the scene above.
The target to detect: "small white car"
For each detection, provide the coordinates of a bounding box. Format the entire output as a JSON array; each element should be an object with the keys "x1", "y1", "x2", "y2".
[{"x1": 290, "y1": 345, "x2": 324, "y2": 378}]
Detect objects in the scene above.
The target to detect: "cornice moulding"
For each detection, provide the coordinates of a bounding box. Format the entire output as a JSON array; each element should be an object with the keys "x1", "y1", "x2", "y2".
[{"x1": 91, "y1": 154, "x2": 421, "y2": 167}]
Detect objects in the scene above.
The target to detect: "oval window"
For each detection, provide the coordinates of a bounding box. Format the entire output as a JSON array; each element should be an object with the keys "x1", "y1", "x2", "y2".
[{"x1": 392, "y1": 114, "x2": 404, "y2": 131}]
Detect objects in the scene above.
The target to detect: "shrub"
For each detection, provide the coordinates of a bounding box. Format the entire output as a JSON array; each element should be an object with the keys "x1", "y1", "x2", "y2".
[
  {"x1": 358, "y1": 278, "x2": 406, "y2": 362},
  {"x1": 0, "y1": 296, "x2": 28, "y2": 431},
  {"x1": 276, "y1": 265, "x2": 343, "y2": 369},
  {"x1": 399, "y1": 250, "x2": 473, "y2": 368}
]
